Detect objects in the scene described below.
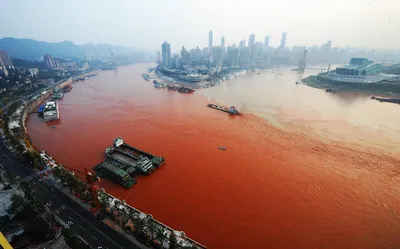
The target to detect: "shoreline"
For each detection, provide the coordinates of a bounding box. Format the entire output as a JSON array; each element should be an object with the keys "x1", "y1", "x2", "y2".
[
  {"x1": 147, "y1": 67, "x2": 254, "y2": 89},
  {"x1": 302, "y1": 75, "x2": 400, "y2": 97}
]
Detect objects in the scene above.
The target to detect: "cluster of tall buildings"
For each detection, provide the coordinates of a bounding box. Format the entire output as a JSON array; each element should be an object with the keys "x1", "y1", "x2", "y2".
[
  {"x1": 0, "y1": 50, "x2": 14, "y2": 77},
  {"x1": 161, "y1": 31, "x2": 289, "y2": 70},
  {"x1": 43, "y1": 53, "x2": 78, "y2": 70}
]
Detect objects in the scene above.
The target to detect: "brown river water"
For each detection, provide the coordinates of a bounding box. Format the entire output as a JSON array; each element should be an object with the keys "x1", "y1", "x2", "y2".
[{"x1": 27, "y1": 63, "x2": 400, "y2": 249}]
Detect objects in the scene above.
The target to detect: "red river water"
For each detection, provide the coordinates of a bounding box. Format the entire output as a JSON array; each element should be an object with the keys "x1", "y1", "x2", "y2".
[{"x1": 27, "y1": 64, "x2": 400, "y2": 249}]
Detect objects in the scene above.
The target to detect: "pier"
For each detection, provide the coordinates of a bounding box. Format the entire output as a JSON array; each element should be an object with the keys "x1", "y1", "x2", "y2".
[{"x1": 113, "y1": 137, "x2": 165, "y2": 167}]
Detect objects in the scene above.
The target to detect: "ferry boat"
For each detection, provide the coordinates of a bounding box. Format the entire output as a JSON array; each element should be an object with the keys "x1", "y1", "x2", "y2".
[
  {"x1": 207, "y1": 104, "x2": 240, "y2": 115},
  {"x1": 43, "y1": 101, "x2": 60, "y2": 121}
]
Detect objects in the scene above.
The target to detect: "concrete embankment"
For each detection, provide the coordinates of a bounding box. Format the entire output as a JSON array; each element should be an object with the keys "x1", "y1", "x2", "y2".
[{"x1": 303, "y1": 75, "x2": 400, "y2": 96}]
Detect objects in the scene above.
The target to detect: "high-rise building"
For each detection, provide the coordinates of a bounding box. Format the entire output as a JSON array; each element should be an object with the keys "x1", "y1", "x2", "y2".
[
  {"x1": 321, "y1": 40, "x2": 332, "y2": 52},
  {"x1": 239, "y1": 47, "x2": 251, "y2": 68},
  {"x1": 208, "y1": 30, "x2": 213, "y2": 62},
  {"x1": 227, "y1": 45, "x2": 239, "y2": 68},
  {"x1": 171, "y1": 54, "x2": 180, "y2": 69},
  {"x1": 44, "y1": 54, "x2": 57, "y2": 69},
  {"x1": 192, "y1": 46, "x2": 202, "y2": 64},
  {"x1": 214, "y1": 46, "x2": 224, "y2": 64},
  {"x1": 221, "y1": 36, "x2": 225, "y2": 48},
  {"x1": 239, "y1": 39, "x2": 246, "y2": 49},
  {"x1": 280, "y1": 32, "x2": 287, "y2": 49},
  {"x1": 180, "y1": 46, "x2": 190, "y2": 65},
  {"x1": 161, "y1": 41, "x2": 171, "y2": 68},
  {"x1": 202, "y1": 47, "x2": 209, "y2": 59},
  {"x1": 0, "y1": 50, "x2": 14, "y2": 69},
  {"x1": 248, "y1": 34, "x2": 256, "y2": 47},
  {"x1": 263, "y1": 35, "x2": 270, "y2": 53}
]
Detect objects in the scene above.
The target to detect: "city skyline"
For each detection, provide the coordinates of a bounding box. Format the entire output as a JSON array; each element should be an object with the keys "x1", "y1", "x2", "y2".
[{"x1": 1, "y1": 0, "x2": 400, "y2": 51}]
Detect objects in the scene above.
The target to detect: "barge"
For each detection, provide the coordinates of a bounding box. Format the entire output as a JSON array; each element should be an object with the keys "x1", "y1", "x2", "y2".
[
  {"x1": 177, "y1": 87, "x2": 195, "y2": 93},
  {"x1": 371, "y1": 96, "x2": 400, "y2": 104},
  {"x1": 167, "y1": 85, "x2": 178, "y2": 91},
  {"x1": 113, "y1": 137, "x2": 165, "y2": 167},
  {"x1": 43, "y1": 101, "x2": 60, "y2": 121},
  {"x1": 105, "y1": 147, "x2": 155, "y2": 175},
  {"x1": 93, "y1": 159, "x2": 136, "y2": 188},
  {"x1": 207, "y1": 104, "x2": 240, "y2": 115}
]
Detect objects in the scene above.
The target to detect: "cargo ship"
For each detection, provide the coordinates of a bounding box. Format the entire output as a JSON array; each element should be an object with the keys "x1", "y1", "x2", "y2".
[
  {"x1": 93, "y1": 159, "x2": 136, "y2": 188},
  {"x1": 113, "y1": 137, "x2": 165, "y2": 167},
  {"x1": 207, "y1": 104, "x2": 240, "y2": 115},
  {"x1": 43, "y1": 101, "x2": 60, "y2": 121},
  {"x1": 177, "y1": 87, "x2": 195, "y2": 93}
]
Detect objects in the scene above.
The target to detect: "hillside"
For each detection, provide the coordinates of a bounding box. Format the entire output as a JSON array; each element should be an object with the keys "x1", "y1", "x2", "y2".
[{"x1": 0, "y1": 37, "x2": 142, "y2": 59}]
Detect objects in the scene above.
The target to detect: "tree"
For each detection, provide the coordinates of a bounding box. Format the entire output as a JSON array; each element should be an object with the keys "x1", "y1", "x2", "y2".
[
  {"x1": 7, "y1": 194, "x2": 24, "y2": 214},
  {"x1": 65, "y1": 173, "x2": 80, "y2": 191},
  {"x1": 62, "y1": 228, "x2": 91, "y2": 249},
  {"x1": 169, "y1": 231, "x2": 178, "y2": 249},
  {"x1": 52, "y1": 166, "x2": 62, "y2": 179},
  {"x1": 155, "y1": 226, "x2": 167, "y2": 246},
  {"x1": 145, "y1": 215, "x2": 155, "y2": 240}
]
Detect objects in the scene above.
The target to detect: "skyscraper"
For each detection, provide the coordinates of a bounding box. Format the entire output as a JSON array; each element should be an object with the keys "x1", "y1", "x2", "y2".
[
  {"x1": 44, "y1": 54, "x2": 57, "y2": 69},
  {"x1": 239, "y1": 47, "x2": 251, "y2": 68},
  {"x1": 208, "y1": 30, "x2": 213, "y2": 62},
  {"x1": 161, "y1": 41, "x2": 171, "y2": 68},
  {"x1": 192, "y1": 46, "x2": 202, "y2": 64},
  {"x1": 180, "y1": 46, "x2": 190, "y2": 65},
  {"x1": 248, "y1": 34, "x2": 256, "y2": 47},
  {"x1": 227, "y1": 45, "x2": 239, "y2": 68},
  {"x1": 239, "y1": 39, "x2": 246, "y2": 49},
  {"x1": 0, "y1": 50, "x2": 14, "y2": 69},
  {"x1": 202, "y1": 47, "x2": 209, "y2": 59},
  {"x1": 263, "y1": 35, "x2": 270, "y2": 53},
  {"x1": 221, "y1": 36, "x2": 225, "y2": 48},
  {"x1": 280, "y1": 32, "x2": 287, "y2": 49}
]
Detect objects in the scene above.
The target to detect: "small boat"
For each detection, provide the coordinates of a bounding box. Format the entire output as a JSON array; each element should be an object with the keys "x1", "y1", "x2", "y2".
[{"x1": 218, "y1": 146, "x2": 226, "y2": 150}]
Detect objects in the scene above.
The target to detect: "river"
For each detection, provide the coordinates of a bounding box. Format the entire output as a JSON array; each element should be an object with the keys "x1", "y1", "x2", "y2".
[{"x1": 27, "y1": 63, "x2": 400, "y2": 249}]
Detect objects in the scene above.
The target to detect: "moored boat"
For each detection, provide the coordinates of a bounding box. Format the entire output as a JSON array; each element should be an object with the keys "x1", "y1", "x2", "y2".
[
  {"x1": 167, "y1": 85, "x2": 178, "y2": 91},
  {"x1": 177, "y1": 87, "x2": 195, "y2": 93}
]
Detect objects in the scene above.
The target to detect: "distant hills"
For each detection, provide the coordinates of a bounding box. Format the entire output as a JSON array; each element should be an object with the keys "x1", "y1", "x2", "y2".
[{"x1": 0, "y1": 37, "x2": 143, "y2": 59}]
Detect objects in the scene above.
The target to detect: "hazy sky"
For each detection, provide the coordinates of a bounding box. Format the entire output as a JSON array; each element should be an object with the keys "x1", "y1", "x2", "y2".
[{"x1": 1, "y1": 0, "x2": 399, "y2": 52}]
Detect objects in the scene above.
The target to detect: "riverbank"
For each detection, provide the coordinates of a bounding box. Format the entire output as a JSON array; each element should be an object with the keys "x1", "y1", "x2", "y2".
[
  {"x1": 302, "y1": 75, "x2": 400, "y2": 96},
  {"x1": 150, "y1": 66, "x2": 251, "y2": 89}
]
